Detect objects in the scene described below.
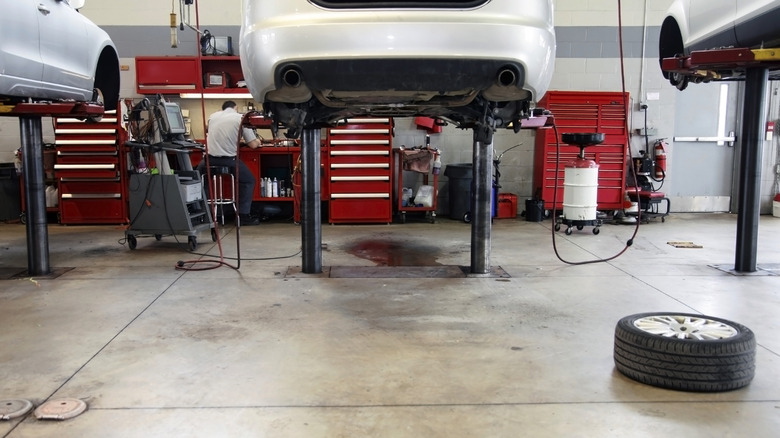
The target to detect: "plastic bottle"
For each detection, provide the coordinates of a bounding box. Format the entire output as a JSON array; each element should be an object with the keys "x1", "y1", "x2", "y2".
[
  {"x1": 136, "y1": 150, "x2": 147, "y2": 173},
  {"x1": 432, "y1": 154, "x2": 441, "y2": 175},
  {"x1": 14, "y1": 149, "x2": 22, "y2": 176},
  {"x1": 402, "y1": 187, "x2": 413, "y2": 206},
  {"x1": 260, "y1": 177, "x2": 266, "y2": 197},
  {"x1": 272, "y1": 177, "x2": 278, "y2": 197}
]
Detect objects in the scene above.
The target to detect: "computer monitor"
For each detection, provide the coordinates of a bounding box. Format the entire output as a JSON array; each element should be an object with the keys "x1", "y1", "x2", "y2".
[{"x1": 160, "y1": 101, "x2": 186, "y2": 136}]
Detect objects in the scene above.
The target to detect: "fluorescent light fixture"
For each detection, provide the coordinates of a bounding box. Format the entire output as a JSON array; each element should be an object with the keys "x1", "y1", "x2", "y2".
[{"x1": 179, "y1": 93, "x2": 254, "y2": 99}]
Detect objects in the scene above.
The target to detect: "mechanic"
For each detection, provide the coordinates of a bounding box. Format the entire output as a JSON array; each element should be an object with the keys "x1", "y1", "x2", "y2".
[{"x1": 198, "y1": 100, "x2": 262, "y2": 226}]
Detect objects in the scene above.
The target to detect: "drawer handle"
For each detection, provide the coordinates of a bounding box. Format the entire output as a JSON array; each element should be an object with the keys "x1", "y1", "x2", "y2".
[
  {"x1": 330, "y1": 150, "x2": 388, "y2": 155},
  {"x1": 331, "y1": 176, "x2": 389, "y2": 181},
  {"x1": 57, "y1": 151, "x2": 117, "y2": 156},
  {"x1": 331, "y1": 163, "x2": 389, "y2": 169},
  {"x1": 329, "y1": 140, "x2": 389, "y2": 145},
  {"x1": 344, "y1": 118, "x2": 390, "y2": 124},
  {"x1": 60, "y1": 177, "x2": 121, "y2": 182},
  {"x1": 56, "y1": 117, "x2": 117, "y2": 124},
  {"x1": 61, "y1": 193, "x2": 121, "y2": 199},
  {"x1": 55, "y1": 140, "x2": 116, "y2": 145},
  {"x1": 55, "y1": 129, "x2": 116, "y2": 135},
  {"x1": 331, "y1": 193, "x2": 389, "y2": 199},
  {"x1": 54, "y1": 164, "x2": 116, "y2": 170},
  {"x1": 329, "y1": 129, "x2": 389, "y2": 135}
]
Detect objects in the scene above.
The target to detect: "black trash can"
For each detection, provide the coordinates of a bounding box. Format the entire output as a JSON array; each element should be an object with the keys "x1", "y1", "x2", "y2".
[
  {"x1": 525, "y1": 199, "x2": 545, "y2": 222},
  {"x1": 0, "y1": 163, "x2": 21, "y2": 221},
  {"x1": 444, "y1": 163, "x2": 472, "y2": 221}
]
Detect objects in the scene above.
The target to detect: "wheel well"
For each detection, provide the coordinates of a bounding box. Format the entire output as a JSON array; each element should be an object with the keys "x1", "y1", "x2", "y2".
[
  {"x1": 95, "y1": 47, "x2": 120, "y2": 111},
  {"x1": 659, "y1": 17, "x2": 684, "y2": 79}
]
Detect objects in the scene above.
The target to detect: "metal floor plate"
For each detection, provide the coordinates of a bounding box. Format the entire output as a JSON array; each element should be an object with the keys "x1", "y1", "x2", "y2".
[
  {"x1": 6, "y1": 267, "x2": 74, "y2": 280},
  {"x1": 0, "y1": 399, "x2": 33, "y2": 421},
  {"x1": 34, "y1": 398, "x2": 87, "y2": 421},
  {"x1": 710, "y1": 263, "x2": 780, "y2": 276}
]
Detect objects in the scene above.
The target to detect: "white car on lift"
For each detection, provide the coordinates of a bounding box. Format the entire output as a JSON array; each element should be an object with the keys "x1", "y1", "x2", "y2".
[
  {"x1": 659, "y1": 0, "x2": 780, "y2": 89},
  {"x1": 240, "y1": 0, "x2": 555, "y2": 136},
  {"x1": 0, "y1": 0, "x2": 120, "y2": 110}
]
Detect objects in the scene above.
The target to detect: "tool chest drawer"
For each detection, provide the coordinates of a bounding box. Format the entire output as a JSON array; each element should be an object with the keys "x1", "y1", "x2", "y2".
[
  {"x1": 59, "y1": 197, "x2": 126, "y2": 224},
  {"x1": 329, "y1": 197, "x2": 392, "y2": 223},
  {"x1": 330, "y1": 176, "x2": 390, "y2": 194},
  {"x1": 327, "y1": 118, "x2": 393, "y2": 224}
]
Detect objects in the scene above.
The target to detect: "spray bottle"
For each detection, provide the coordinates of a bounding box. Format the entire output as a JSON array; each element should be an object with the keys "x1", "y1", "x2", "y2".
[{"x1": 432, "y1": 153, "x2": 441, "y2": 175}]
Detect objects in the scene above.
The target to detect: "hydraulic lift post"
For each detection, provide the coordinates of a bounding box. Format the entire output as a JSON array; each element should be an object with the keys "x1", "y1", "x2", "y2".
[
  {"x1": 471, "y1": 129, "x2": 493, "y2": 274},
  {"x1": 301, "y1": 127, "x2": 322, "y2": 274},
  {"x1": 19, "y1": 116, "x2": 50, "y2": 276},
  {"x1": 735, "y1": 67, "x2": 768, "y2": 272}
]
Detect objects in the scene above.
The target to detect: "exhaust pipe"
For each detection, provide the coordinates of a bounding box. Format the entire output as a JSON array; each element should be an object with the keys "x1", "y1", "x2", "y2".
[
  {"x1": 497, "y1": 68, "x2": 517, "y2": 87},
  {"x1": 281, "y1": 67, "x2": 303, "y2": 88}
]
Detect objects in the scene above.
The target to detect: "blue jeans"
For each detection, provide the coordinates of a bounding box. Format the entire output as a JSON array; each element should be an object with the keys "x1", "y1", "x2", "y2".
[{"x1": 197, "y1": 156, "x2": 255, "y2": 216}]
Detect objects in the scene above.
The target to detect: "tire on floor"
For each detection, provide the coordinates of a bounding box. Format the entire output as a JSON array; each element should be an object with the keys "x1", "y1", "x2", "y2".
[{"x1": 613, "y1": 312, "x2": 756, "y2": 392}]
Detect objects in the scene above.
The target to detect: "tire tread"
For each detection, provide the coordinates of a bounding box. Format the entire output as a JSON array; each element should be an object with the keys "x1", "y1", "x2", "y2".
[{"x1": 613, "y1": 312, "x2": 756, "y2": 392}]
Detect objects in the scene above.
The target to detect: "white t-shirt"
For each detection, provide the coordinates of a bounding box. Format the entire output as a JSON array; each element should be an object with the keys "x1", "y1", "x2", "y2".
[{"x1": 206, "y1": 107, "x2": 258, "y2": 157}]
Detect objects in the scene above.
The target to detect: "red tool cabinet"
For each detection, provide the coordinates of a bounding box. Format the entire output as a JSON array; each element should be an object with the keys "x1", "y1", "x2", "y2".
[
  {"x1": 53, "y1": 111, "x2": 128, "y2": 224},
  {"x1": 533, "y1": 91, "x2": 629, "y2": 211},
  {"x1": 327, "y1": 118, "x2": 394, "y2": 224}
]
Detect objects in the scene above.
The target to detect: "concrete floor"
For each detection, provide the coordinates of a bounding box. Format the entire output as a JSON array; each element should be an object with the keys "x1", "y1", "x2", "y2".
[{"x1": 1, "y1": 213, "x2": 779, "y2": 437}]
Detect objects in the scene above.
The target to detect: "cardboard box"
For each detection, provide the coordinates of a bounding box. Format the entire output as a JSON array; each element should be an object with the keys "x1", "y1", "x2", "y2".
[{"x1": 180, "y1": 180, "x2": 202, "y2": 203}]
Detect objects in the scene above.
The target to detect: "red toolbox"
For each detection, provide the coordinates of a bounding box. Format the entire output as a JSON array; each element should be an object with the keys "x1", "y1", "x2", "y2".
[{"x1": 496, "y1": 193, "x2": 518, "y2": 219}]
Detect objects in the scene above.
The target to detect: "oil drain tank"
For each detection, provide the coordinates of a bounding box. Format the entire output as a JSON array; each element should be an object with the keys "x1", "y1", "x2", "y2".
[{"x1": 555, "y1": 133, "x2": 605, "y2": 235}]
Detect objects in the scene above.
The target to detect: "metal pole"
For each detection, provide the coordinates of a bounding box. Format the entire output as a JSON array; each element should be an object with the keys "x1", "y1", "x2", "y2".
[
  {"x1": 470, "y1": 131, "x2": 493, "y2": 274},
  {"x1": 20, "y1": 116, "x2": 51, "y2": 276},
  {"x1": 301, "y1": 128, "x2": 322, "y2": 273},
  {"x1": 734, "y1": 67, "x2": 768, "y2": 273}
]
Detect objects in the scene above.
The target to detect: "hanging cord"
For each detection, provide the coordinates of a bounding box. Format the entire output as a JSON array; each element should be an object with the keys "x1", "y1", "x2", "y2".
[
  {"x1": 549, "y1": 0, "x2": 640, "y2": 265},
  {"x1": 176, "y1": 111, "x2": 251, "y2": 271}
]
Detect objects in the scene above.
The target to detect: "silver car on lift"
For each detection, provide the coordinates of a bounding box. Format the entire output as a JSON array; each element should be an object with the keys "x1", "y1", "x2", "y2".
[
  {"x1": 240, "y1": 0, "x2": 555, "y2": 135},
  {"x1": 659, "y1": 0, "x2": 780, "y2": 89},
  {"x1": 0, "y1": 0, "x2": 120, "y2": 110}
]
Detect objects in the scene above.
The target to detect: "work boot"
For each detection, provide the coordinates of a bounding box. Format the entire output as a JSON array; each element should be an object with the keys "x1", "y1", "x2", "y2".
[{"x1": 238, "y1": 214, "x2": 260, "y2": 226}]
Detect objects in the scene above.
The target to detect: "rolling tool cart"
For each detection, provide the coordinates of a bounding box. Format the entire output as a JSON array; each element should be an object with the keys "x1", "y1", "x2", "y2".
[
  {"x1": 394, "y1": 146, "x2": 439, "y2": 223},
  {"x1": 123, "y1": 97, "x2": 215, "y2": 251},
  {"x1": 124, "y1": 143, "x2": 215, "y2": 251}
]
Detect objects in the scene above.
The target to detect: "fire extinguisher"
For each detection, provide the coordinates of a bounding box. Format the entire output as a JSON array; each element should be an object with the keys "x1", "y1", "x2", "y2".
[{"x1": 653, "y1": 139, "x2": 667, "y2": 180}]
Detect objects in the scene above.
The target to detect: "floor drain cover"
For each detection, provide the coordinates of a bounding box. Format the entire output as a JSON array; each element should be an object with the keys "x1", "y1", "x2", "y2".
[
  {"x1": 33, "y1": 398, "x2": 87, "y2": 421},
  {"x1": 0, "y1": 399, "x2": 34, "y2": 420}
]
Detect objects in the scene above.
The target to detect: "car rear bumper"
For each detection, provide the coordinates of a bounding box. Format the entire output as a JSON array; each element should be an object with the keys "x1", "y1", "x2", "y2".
[{"x1": 240, "y1": 4, "x2": 555, "y2": 105}]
